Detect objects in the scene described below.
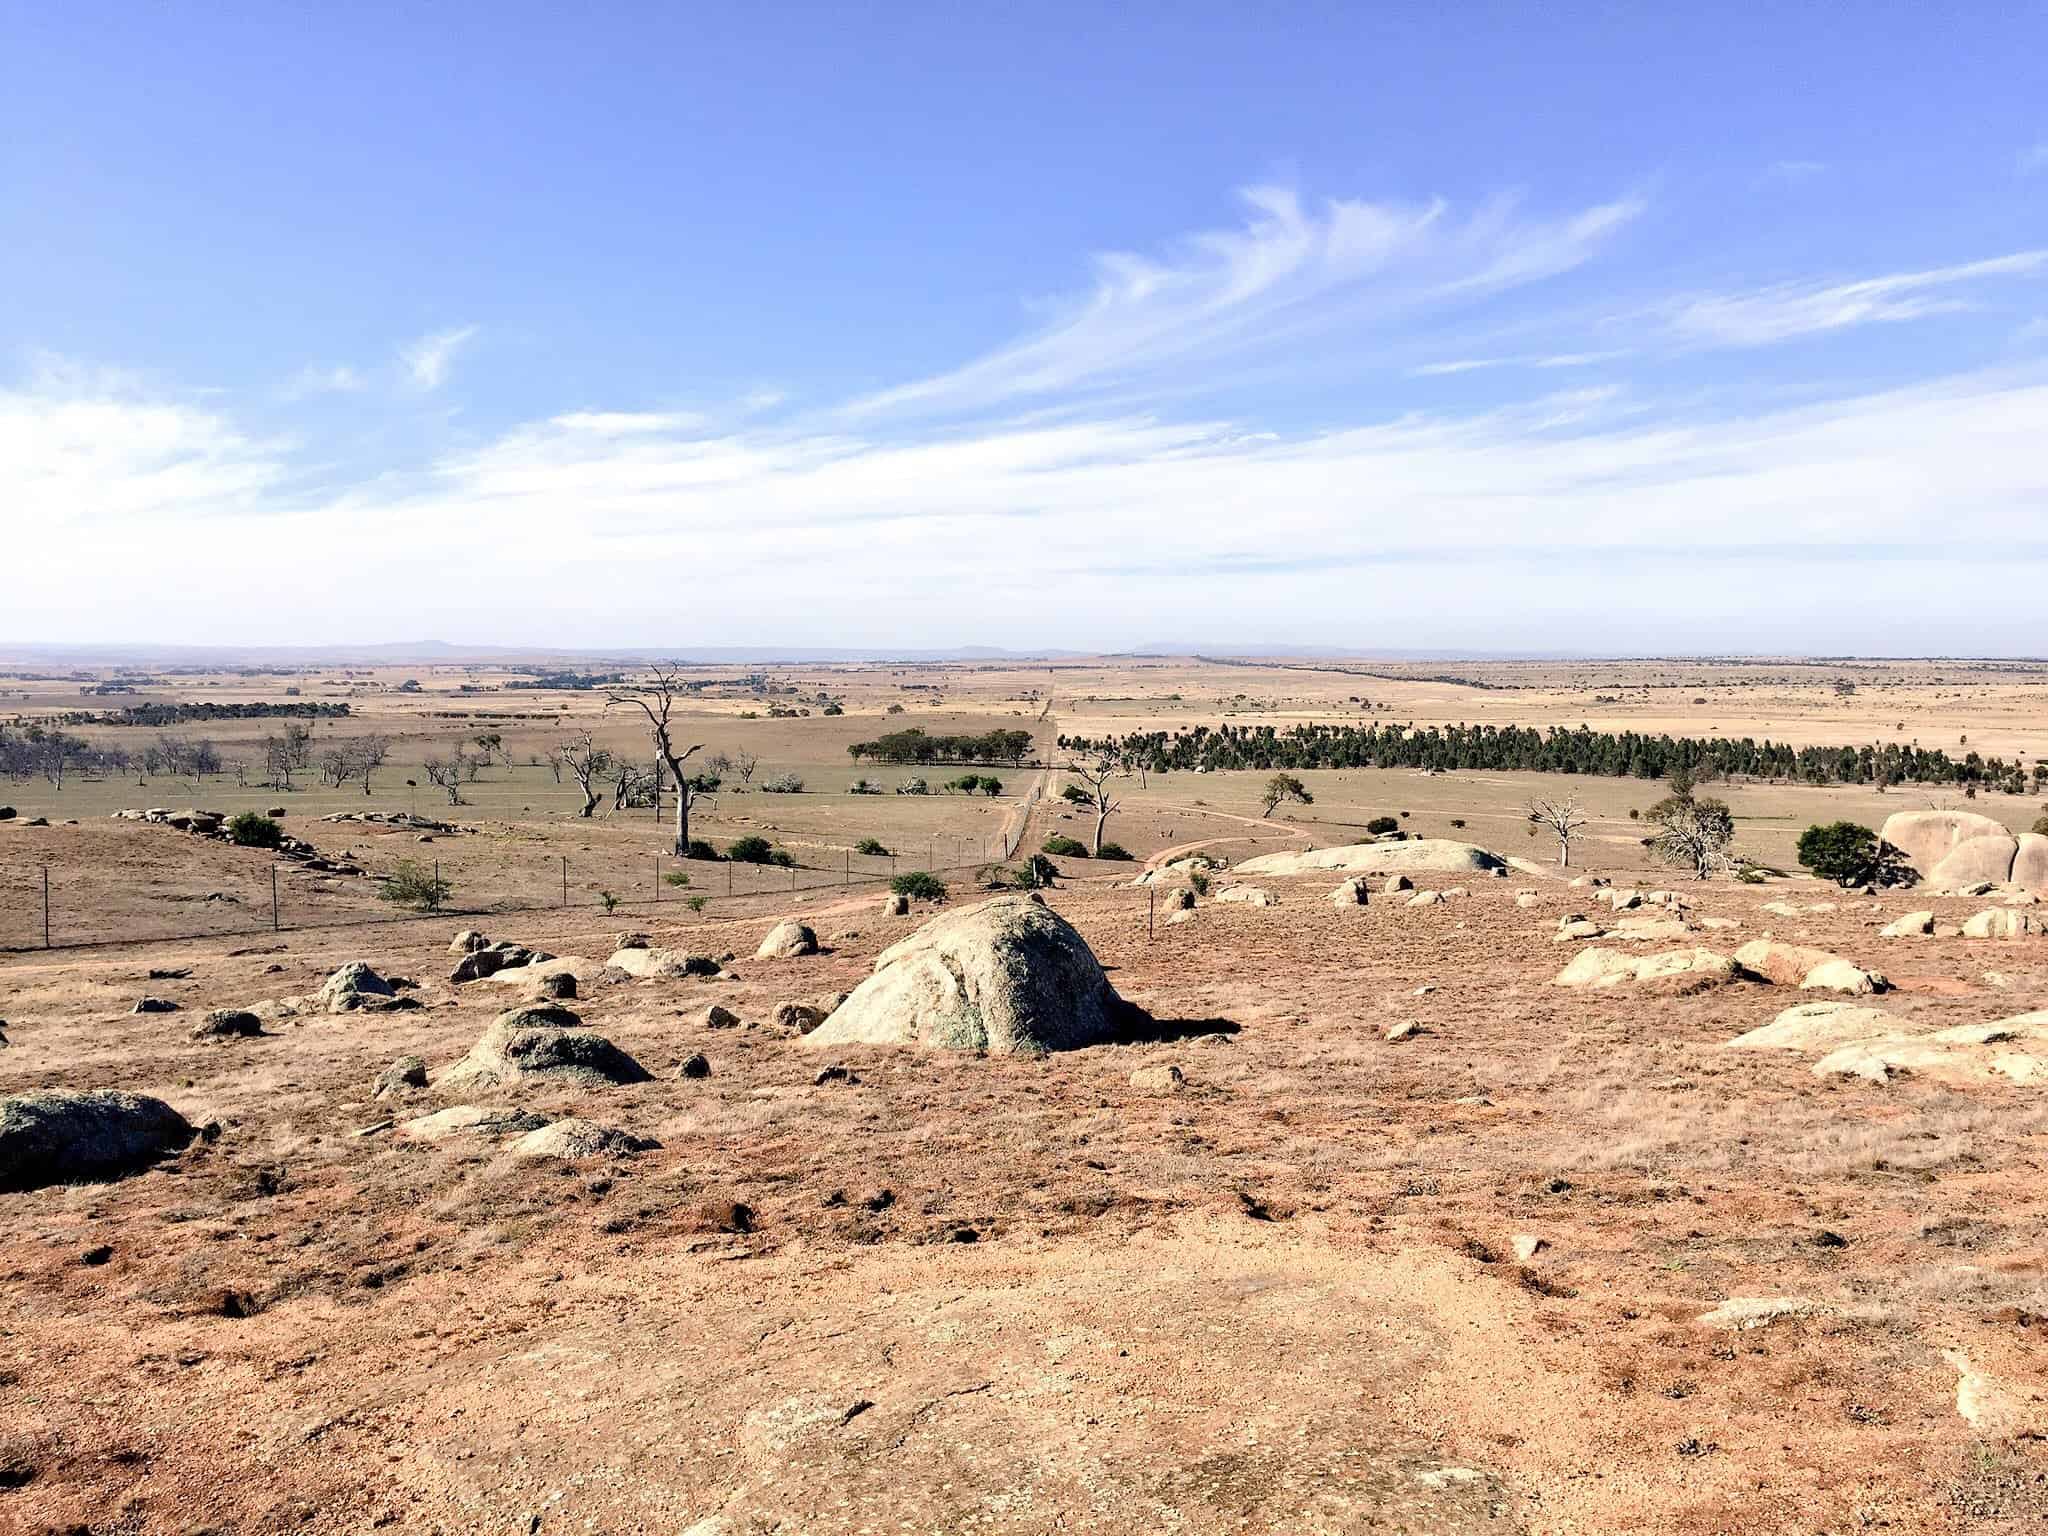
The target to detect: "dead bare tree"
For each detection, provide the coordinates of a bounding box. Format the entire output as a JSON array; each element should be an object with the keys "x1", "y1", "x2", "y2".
[
  {"x1": 1064, "y1": 750, "x2": 1126, "y2": 856},
  {"x1": 356, "y1": 735, "x2": 388, "y2": 796},
  {"x1": 1527, "y1": 796, "x2": 1590, "y2": 867},
  {"x1": 607, "y1": 667, "x2": 706, "y2": 855},
  {"x1": 558, "y1": 731, "x2": 610, "y2": 818},
  {"x1": 731, "y1": 748, "x2": 759, "y2": 787},
  {"x1": 422, "y1": 753, "x2": 466, "y2": 806}
]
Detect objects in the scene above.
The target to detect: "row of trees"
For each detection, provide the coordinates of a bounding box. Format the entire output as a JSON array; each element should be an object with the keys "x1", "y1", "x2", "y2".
[
  {"x1": 1057, "y1": 721, "x2": 2040, "y2": 791},
  {"x1": 847, "y1": 727, "x2": 1035, "y2": 767}
]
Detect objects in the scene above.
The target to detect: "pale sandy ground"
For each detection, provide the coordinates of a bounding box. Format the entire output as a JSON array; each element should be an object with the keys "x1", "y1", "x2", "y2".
[{"x1": 5, "y1": 856, "x2": 2048, "y2": 1533}]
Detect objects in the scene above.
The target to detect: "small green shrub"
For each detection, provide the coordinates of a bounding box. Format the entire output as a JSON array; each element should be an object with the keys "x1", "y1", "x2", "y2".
[
  {"x1": 1095, "y1": 842, "x2": 1135, "y2": 861},
  {"x1": 378, "y1": 858, "x2": 451, "y2": 912},
  {"x1": 684, "y1": 838, "x2": 722, "y2": 861},
  {"x1": 1059, "y1": 784, "x2": 1093, "y2": 805},
  {"x1": 1796, "y1": 821, "x2": 1884, "y2": 885},
  {"x1": 1023, "y1": 853, "x2": 1060, "y2": 888},
  {"x1": 227, "y1": 811, "x2": 282, "y2": 849},
  {"x1": 1042, "y1": 834, "x2": 1089, "y2": 858},
  {"x1": 663, "y1": 868, "x2": 692, "y2": 888},
  {"x1": 728, "y1": 835, "x2": 783, "y2": 864},
  {"x1": 978, "y1": 776, "x2": 1002, "y2": 797},
  {"x1": 855, "y1": 837, "x2": 889, "y2": 856},
  {"x1": 686, "y1": 895, "x2": 708, "y2": 912},
  {"x1": 1449, "y1": 818, "x2": 1466, "y2": 829},
  {"x1": 1365, "y1": 816, "x2": 1399, "y2": 836},
  {"x1": 598, "y1": 890, "x2": 620, "y2": 914},
  {"x1": 1188, "y1": 869, "x2": 1210, "y2": 896},
  {"x1": 891, "y1": 870, "x2": 947, "y2": 902}
]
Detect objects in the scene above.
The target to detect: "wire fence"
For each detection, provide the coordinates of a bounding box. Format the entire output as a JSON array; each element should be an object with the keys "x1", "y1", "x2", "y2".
[
  {"x1": 1, "y1": 831, "x2": 1039, "y2": 956},
  {"x1": 2, "y1": 725, "x2": 1059, "y2": 957}
]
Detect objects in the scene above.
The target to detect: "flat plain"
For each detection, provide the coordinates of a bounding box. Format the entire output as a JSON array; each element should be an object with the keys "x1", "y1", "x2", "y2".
[{"x1": 4, "y1": 652, "x2": 2047, "y2": 1533}]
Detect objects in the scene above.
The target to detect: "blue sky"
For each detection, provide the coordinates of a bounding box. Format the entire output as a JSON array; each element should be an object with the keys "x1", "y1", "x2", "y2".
[{"x1": 4, "y1": 4, "x2": 2046, "y2": 652}]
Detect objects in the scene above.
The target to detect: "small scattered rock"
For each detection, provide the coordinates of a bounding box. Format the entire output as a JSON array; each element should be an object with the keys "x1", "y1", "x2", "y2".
[
  {"x1": 192, "y1": 1009, "x2": 262, "y2": 1039},
  {"x1": 373, "y1": 1056, "x2": 428, "y2": 1099},
  {"x1": 703, "y1": 1004, "x2": 740, "y2": 1029},
  {"x1": 132, "y1": 997, "x2": 181, "y2": 1014},
  {"x1": 678, "y1": 1052, "x2": 711, "y2": 1079},
  {"x1": 1130, "y1": 1063, "x2": 1185, "y2": 1092}
]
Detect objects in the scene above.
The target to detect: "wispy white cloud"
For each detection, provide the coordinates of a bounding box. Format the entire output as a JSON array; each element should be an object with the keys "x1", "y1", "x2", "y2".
[
  {"x1": 1666, "y1": 251, "x2": 2048, "y2": 347},
  {"x1": 1410, "y1": 358, "x2": 1503, "y2": 377},
  {"x1": 15, "y1": 185, "x2": 2048, "y2": 649},
  {"x1": 741, "y1": 387, "x2": 787, "y2": 412},
  {"x1": 1409, "y1": 349, "x2": 1626, "y2": 377},
  {"x1": 1, "y1": 362, "x2": 290, "y2": 531},
  {"x1": 2019, "y1": 142, "x2": 2048, "y2": 176},
  {"x1": 850, "y1": 185, "x2": 1643, "y2": 417},
  {"x1": 399, "y1": 325, "x2": 479, "y2": 390},
  {"x1": 282, "y1": 363, "x2": 364, "y2": 400}
]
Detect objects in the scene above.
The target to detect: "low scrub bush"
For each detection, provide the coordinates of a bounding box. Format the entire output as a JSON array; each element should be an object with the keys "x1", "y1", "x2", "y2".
[
  {"x1": 760, "y1": 771, "x2": 804, "y2": 793},
  {"x1": 1095, "y1": 842, "x2": 1135, "y2": 861},
  {"x1": 378, "y1": 858, "x2": 452, "y2": 912},
  {"x1": 227, "y1": 811, "x2": 283, "y2": 849},
  {"x1": 891, "y1": 870, "x2": 947, "y2": 902},
  {"x1": 684, "y1": 838, "x2": 722, "y2": 861},
  {"x1": 1042, "y1": 834, "x2": 1089, "y2": 858},
  {"x1": 663, "y1": 868, "x2": 692, "y2": 888},
  {"x1": 855, "y1": 837, "x2": 889, "y2": 856},
  {"x1": 1365, "y1": 816, "x2": 1400, "y2": 836}
]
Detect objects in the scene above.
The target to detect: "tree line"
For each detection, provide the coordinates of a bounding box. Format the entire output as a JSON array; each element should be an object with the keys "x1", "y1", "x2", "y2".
[
  {"x1": 39, "y1": 700, "x2": 353, "y2": 727},
  {"x1": 847, "y1": 727, "x2": 1036, "y2": 767},
  {"x1": 1056, "y1": 720, "x2": 2044, "y2": 791}
]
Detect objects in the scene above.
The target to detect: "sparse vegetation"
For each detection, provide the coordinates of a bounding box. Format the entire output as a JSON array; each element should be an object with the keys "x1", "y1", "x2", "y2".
[
  {"x1": 890, "y1": 870, "x2": 947, "y2": 902},
  {"x1": 378, "y1": 858, "x2": 452, "y2": 912},
  {"x1": 1042, "y1": 834, "x2": 1089, "y2": 858},
  {"x1": 226, "y1": 811, "x2": 282, "y2": 849},
  {"x1": 856, "y1": 837, "x2": 889, "y2": 856},
  {"x1": 1365, "y1": 815, "x2": 1399, "y2": 836},
  {"x1": 727, "y1": 835, "x2": 794, "y2": 866}
]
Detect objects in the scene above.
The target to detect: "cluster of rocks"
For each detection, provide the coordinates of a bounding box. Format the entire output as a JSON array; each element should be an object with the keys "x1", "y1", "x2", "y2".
[
  {"x1": 1555, "y1": 938, "x2": 1887, "y2": 995},
  {"x1": 1234, "y1": 839, "x2": 1508, "y2": 879},
  {"x1": 109, "y1": 806, "x2": 362, "y2": 875},
  {"x1": 1726, "y1": 999, "x2": 2048, "y2": 1086},
  {"x1": 319, "y1": 810, "x2": 461, "y2": 834},
  {"x1": 1880, "y1": 907, "x2": 2043, "y2": 940},
  {"x1": 448, "y1": 931, "x2": 556, "y2": 984},
  {"x1": 1881, "y1": 810, "x2": 2048, "y2": 894}
]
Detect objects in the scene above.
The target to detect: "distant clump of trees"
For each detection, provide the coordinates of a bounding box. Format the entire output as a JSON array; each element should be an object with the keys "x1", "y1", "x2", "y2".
[
  {"x1": 101, "y1": 701, "x2": 350, "y2": 726},
  {"x1": 1058, "y1": 721, "x2": 2024, "y2": 790},
  {"x1": 848, "y1": 728, "x2": 1034, "y2": 767}
]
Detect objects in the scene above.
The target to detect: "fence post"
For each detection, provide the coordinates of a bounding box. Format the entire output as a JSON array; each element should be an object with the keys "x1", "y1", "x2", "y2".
[
  {"x1": 271, "y1": 865, "x2": 280, "y2": 932},
  {"x1": 727, "y1": 861, "x2": 733, "y2": 895},
  {"x1": 845, "y1": 850, "x2": 850, "y2": 885},
  {"x1": 654, "y1": 855, "x2": 659, "y2": 902},
  {"x1": 790, "y1": 863, "x2": 796, "y2": 891},
  {"x1": 1149, "y1": 886, "x2": 1155, "y2": 940},
  {"x1": 560, "y1": 856, "x2": 568, "y2": 907},
  {"x1": 433, "y1": 860, "x2": 442, "y2": 915},
  {"x1": 42, "y1": 865, "x2": 51, "y2": 949}
]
